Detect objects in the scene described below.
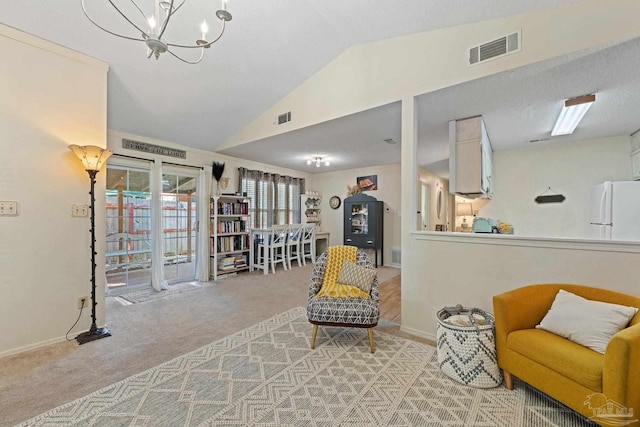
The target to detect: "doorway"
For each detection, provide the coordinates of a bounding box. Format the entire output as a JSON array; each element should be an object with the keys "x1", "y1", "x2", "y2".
[
  {"x1": 161, "y1": 171, "x2": 198, "y2": 284},
  {"x1": 105, "y1": 164, "x2": 201, "y2": 293},
  {"x1": 105, "y1": 166, "x2": 152, "y2": 293}
]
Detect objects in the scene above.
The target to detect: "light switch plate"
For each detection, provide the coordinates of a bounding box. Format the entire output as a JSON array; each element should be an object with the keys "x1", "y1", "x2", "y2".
[
  {"x1": 72, "y1": 203, "x2": 89, "y2": 217},
  {"x1": 0, "y1": 201, "x2": 19, "y2": 216}
]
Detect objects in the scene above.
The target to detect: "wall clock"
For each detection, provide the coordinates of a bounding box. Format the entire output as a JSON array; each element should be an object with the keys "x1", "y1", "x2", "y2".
[{"x1": 329, "y1": 196, "x2": 341, "y2": 209}]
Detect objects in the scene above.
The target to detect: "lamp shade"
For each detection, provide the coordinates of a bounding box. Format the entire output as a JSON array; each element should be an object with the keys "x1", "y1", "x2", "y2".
[
  {"x1": 457, "y1": 202, "x2": 473, "y2": 216},
  {"x1": 69, "y1": 145, "x2": 113, "y2": 171}
]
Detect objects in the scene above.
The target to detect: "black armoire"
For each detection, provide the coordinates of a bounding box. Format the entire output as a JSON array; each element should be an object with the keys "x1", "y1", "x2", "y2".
[{"x1": 343, "y1": 193, "x2": 384, "y2": 266}]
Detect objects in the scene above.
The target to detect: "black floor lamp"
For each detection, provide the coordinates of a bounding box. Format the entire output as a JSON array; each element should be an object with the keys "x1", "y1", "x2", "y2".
[{"x1": 69, "y1": 144, "x2": 113, "y2": 345}]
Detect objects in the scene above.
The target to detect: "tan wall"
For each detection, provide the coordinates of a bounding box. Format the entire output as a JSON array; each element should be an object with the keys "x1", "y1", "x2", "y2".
[
  {"x1": 310, "y1": 163, "x2": 401, "y2": 266},
  {"x1": 0, "y1": 25, "x2": 108, "y2": 356}
]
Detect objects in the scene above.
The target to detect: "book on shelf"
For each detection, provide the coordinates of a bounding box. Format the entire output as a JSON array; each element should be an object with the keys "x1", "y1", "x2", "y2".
[
  {"x1": 217, "y1": 200, "x2": 249, "y2": 216},
  {"x1": 234, "y1": 254, "x2": 247, "y2": 267},
  {"x1": 215, "y1": 235, "x2": 249, "y2": 252},
  {"x1": 219, "y1": 255, "x2": 246, "y2": 271},
  {"x1": 217, "y1": 220, "x2": 246, "y2": 234},
  {"x1": 221, "y1": 256, "x2": 236, "y2": 265}
]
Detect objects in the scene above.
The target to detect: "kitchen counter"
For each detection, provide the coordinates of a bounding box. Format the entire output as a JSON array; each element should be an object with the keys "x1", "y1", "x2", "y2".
[
  {"x1": 454, "y1": 227, "x2": 472, "y2": 233},
  {"x1": 413, "y1": 230, "x2": 640, "y2": 254}
]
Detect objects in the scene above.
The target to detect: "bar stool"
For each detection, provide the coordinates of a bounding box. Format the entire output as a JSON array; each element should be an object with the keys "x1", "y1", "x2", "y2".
[
  {"x1": 267, "y1": 225, "x2": 289, "y2": 274},
  {"x1": 301, "y1": 224, "x2": 316, "y2": 265},
  {"x1": 286, "y1": 224, "x2": 304, "y2": 269},
  {"x1": 254, "y1": 230, "x2": 269, "y2": 274}
]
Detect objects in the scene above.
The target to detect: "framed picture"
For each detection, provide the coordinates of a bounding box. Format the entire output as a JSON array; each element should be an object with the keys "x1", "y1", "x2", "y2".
[
  {"x1": 435, "y1": 224, "x2": 444, "y2": 231},
  {"x1": 357, "y1": 175, "x2": 377, "y2": 191}
]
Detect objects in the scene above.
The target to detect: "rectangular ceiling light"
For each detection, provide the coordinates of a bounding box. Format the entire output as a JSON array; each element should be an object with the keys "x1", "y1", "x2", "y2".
[{"x1": 551, "y1": 94, "x2": 595, "y2": 136}]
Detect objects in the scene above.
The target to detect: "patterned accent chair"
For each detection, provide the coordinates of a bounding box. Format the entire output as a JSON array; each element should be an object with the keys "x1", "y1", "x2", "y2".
[{"x1": 307, "y1": 247, "x2": 380, "y2": 353}]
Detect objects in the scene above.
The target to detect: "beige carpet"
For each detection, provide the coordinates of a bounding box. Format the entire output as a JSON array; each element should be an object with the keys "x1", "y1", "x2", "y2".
[
  {"x1": 17, "y1": 308, "x2": 594, "y2": 427},
  {"x1": 0, "y1": 264, "x2": 402, "y2": 427}
]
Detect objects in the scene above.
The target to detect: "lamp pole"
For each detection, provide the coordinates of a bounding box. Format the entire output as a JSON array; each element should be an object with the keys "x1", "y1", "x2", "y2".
[
  {"x1": 76, "y1": 169, "x2": 111, "y2": 344},
  {"x1": 69, "y1": 144, "x2": 113, "y2": 344}
]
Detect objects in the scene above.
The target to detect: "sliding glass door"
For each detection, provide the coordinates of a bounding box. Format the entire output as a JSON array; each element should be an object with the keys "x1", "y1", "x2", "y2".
[
  {"x1": 105, "y1": 166, "x2": 152, "y2": 293},
  {"x1": 161, "y1": 171, "x2": 198, "y2": 284},
  {"x1": 106, "y1": 162, "x2": 201, "y2": 292}
]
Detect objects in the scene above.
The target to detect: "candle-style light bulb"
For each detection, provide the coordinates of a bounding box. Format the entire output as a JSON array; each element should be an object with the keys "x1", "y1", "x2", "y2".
[
  {"x1": 221, "y1": 0, "x2": 227, "y2": 11},
  {"x1": 148, "y1": 16, "x2": 157, "y2": 30},
  {"x1": 200, "y1": 20, "x2": 208, "y2": 40}
]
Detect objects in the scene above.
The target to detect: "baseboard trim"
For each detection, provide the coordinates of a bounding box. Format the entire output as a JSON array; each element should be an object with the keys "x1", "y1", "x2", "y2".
[
  {"x1": 0, "y1": 335, "x2": 69, "y2": 358},
  {"x1": 399, "y1": 324, "x2": 436, "y2": 343},
  {"x1": 0, "y1": 324, "x2": 108, "y2": 358}
]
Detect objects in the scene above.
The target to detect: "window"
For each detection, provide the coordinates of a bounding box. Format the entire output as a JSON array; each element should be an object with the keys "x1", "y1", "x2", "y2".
[{"x1": 238, "y1": 168, "x2": 304, "y2": 228}]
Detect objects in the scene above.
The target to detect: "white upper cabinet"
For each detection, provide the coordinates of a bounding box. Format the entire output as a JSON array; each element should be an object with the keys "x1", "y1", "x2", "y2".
[{"x1": 449, "y1": 116, "x2": 493, "y2": 198}]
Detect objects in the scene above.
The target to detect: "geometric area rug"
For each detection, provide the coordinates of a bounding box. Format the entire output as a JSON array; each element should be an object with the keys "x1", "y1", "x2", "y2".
[{"x1": 17, "y1": 307, "x2": 596, "y2": 426}]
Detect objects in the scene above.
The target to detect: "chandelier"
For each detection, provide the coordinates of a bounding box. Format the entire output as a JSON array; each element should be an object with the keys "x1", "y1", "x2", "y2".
[
  {"x1": 81, "y1": 0, "x2": 232, "y2": 64},
  {"x1": 307, "y1": 157, "x2": 330, "y2": 167}
]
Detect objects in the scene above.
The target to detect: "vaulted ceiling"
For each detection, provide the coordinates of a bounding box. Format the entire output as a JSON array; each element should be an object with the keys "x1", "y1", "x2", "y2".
[{"x1": 6, "y1": 1, "x2": 636, "y2": 178}]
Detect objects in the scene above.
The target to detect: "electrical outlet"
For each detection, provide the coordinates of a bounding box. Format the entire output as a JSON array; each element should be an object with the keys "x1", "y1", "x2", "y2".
[
  {"x1": 71, "y1": 204, "x2": 89, "y2": 217},
  {"x1": 0, "y1": 201, "x2": 19, "y2": 216},
  {"x1": 77, "y1": 296, "x2": 89, "y2": 309}
]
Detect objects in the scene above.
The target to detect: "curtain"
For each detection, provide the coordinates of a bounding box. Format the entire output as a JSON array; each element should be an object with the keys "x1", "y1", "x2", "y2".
[
  {"x1": 150, "y1": 160, "x2": 169, "y2": 291},
  {"x1": 238, "y1": 167, "x2": 305, "y2": 228},
  {"x1": 196, "y1": 166, "x2": 211, "y2": 282}
]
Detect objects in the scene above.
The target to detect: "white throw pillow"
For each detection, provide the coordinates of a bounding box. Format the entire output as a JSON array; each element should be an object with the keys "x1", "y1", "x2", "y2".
[{"x1": 536, "y1": 289, "x2": 638, "y2": 354}]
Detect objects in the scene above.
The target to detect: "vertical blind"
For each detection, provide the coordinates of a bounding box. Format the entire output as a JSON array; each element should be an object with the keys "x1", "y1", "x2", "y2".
[{"x1": 238, "y1": 168, "x2": 305, "y2": 229}]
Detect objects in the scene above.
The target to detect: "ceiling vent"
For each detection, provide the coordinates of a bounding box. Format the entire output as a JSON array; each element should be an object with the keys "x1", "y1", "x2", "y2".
[
  {"x1": 469, "y1": 31, "x2": 520, "y2": 66},
  {"x1": 277, "y1": 111, "x2": 292, "y2": 125}
]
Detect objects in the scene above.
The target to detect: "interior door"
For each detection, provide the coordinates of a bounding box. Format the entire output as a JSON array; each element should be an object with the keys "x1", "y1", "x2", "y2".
[{"x1": 161, "y1": 171, "x2": 198, "y2": 284}]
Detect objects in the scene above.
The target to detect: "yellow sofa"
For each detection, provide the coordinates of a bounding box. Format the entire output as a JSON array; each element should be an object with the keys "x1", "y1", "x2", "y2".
[{"x1": 493, "y1": 284, "x2": 640, "y2": 425}]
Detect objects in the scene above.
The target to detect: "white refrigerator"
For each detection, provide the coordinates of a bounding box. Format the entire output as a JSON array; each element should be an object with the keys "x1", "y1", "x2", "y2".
[{"x1": 590, "y1": 181, "x2": 640, "y2": 240}]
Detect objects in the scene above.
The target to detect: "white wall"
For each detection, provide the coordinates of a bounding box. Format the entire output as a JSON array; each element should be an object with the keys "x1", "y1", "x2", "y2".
[
  {"x1": 0, "y1": 71, "x2": 309, "y2": 357},
  {"x1": 0, "y1": 25, "x2": 108, "y2": 356},
  {"x1": 6, "y1": 1, "x2": 640, "y2": 357},
  {"x1": 401, "y1": 134, "x2": 637, "y2": 341},
  {"x1": 401, "y1": 234, "x2": 640, "y2": 340},
  {"x1": 108, "y1": 131, "x2": 311, "y2": 189},
  {"x1": 223, "y1": 0, "x2": 640, "y2": 150},
  {"x1": 477, "y1": 135, "x2": 632, "y2": 239},
  {"x1": 216, "y1": 0, "x2": 640, "y2": 348},
  {"x1": 108, "y1": 130, "x2": 313, "y2": 281},
  {"x1": 310, "y1": 163, "x2": 401, "y2": 266},
  {"x1": 390, "y1": 0, "x2": 640, "y2": 341}
]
